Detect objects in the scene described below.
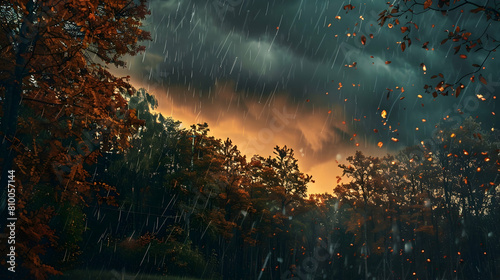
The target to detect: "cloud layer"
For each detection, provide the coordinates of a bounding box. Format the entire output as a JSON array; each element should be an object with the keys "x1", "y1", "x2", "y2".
[{"x1": 113, "y1": 0, "x2": 498, "y2": 193}]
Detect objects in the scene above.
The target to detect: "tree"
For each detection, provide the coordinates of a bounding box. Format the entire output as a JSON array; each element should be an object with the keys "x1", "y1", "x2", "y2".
[
  {"x1": 105, "y1": 89, "x2": 181, "y2": 231},
  {"x1": 87, "y1": 91, "x2": 214, "y2": 278},
  {"x1": 377, "y1": 0, "x2": 500, "y2": 97},
  {"x1": 334, "y1": 151, "x2": 386, "y2": 280},
  {"x1": 0, "y1": 0, "x2": 150, "y2": 195},
  {"x1": 261, "y1": 145, "x2": 310, "y2": 211},
  {"x1": 0, "y1": 0, "x2": 150, "y2": 278}
]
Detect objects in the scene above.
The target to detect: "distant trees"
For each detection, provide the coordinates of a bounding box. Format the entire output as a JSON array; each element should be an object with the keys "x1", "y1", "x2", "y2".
[
  {"x1": 334, "y1": 117, "x2": 499, "y2": 279},
  {"x1": 84, "y1": 91, "x2": 315, "y2": 279},
  {"x1": 2, "y1": 54, "x2": 497, "y2": 279},
  {"x1": 81, "y1": 88, "x2": 499, "y2": 280},
  {"x1": 334, "y1": 152, "x2": 386, "y2": 280}
]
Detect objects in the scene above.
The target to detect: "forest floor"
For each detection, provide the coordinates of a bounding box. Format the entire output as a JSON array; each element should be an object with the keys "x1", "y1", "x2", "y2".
[{"x1": 49, "y1": 269, "x2": 207, "y2": 280}]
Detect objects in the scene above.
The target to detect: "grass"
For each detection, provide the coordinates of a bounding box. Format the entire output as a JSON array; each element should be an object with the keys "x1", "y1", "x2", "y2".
[{"x1": 50, "y1": 269, "x2": 206, "y2": 280}]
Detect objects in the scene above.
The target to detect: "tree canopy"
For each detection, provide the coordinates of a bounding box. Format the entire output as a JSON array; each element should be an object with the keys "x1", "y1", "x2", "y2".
[{"x1": 0, "y1": 0, "x2": 150, "y2": 277}]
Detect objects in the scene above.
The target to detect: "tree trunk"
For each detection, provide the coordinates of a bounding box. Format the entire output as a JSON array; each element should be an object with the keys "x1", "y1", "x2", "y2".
[{"x1": 1, "y1": 0, "x2": 37, "y2": 212}]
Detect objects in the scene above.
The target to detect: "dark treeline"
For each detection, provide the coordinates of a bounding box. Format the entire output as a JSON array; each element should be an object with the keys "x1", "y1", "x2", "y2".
[{"x1": 66, "y1": 90, "x2": 498, "y2": 280}]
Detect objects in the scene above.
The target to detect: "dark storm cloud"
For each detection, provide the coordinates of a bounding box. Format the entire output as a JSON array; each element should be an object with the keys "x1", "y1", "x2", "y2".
[
  {"x1": 141, "y1": 0, "x2": 338, "y2": 96},
  {"x1": 118, "y1": 0, "x2": 498, "y2": 192}
]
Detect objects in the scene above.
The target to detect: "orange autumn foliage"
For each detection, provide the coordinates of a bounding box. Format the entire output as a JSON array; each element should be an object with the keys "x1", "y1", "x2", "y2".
[{"x1": 0, "y1": 0, "x2": 150, "y2": 278}]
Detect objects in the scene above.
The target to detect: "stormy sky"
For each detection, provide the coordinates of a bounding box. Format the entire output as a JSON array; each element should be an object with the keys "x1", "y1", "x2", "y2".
[{"x1": 113, "y1": 0, "x2": 498, "y2": 193}]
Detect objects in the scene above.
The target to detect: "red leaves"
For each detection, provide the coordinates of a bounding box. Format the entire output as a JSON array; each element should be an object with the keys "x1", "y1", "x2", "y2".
[
  {"x1": 343, "y1": 4, "x2": 355, "y2": 11},
  {"x1": 423, "y1": 0, "x2": 433, "y2": 9},
  {"x1": 462, "y1": 32, "x2": 472, "y2": 40},
  {"x1": 361, "y1": 35, "x2": 367, "y2": 45},
  {"x1": 435, "y1": 80, "x2": 445, "y2": 91},
  {"x1": 385, "y1": 61, "x2": 392, "y2": 64},
  {"x1": 400, "y1": 26, "x2": 409, "y2": 33},
  {"x1": 459, "y1": 54, "x2": 467, "y2": 59},
  {"x1": 0, "y1": 1, "x2": 152, "y2": 278}
]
